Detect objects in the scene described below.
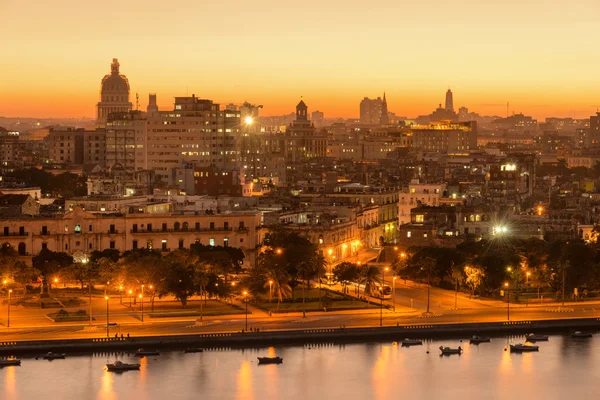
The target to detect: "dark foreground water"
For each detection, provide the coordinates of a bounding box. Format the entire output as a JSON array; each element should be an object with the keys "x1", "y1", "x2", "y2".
[{"x1": 1, "y1": 334, "x2": 599, "y2": 400}]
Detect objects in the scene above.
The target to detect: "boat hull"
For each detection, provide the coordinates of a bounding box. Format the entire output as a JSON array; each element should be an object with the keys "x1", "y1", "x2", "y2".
[{"x1": 257, "y1": 357, "x2": 283, "y2": 364}]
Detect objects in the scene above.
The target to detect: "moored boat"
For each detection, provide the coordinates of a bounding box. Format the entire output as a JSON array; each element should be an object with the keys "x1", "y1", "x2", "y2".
[
  {"x1": 135, "y1": 348, "x2": 160, "y2": 357},
  {"x1": 401, "y1": 339, "x2": 423, "y2": 346},
  {"x1": 257, "y1": 356, "x2": 283, "y2": 364},
  {"x1": 106, "y1": 361, "x2": 141, "y2": 372},
  {"x1": 469, "y1": 336, "x2": 491, "y2": 344},
  {"x1": 0, "y1": 358, "x2": 21, "y2": 367},
  {"x1": 439, "y1": 346, "x2": 462, "y2": 355},
  {"x1": 510, "y1": 343, "x2": 539, "y2": 352},
  {"x1": 571, "y1": 331, "x2": 593, "y2": 338},
  {"x1": 525, "y1": 333, "x2": 549, "y2": 342},
  {"x1": 184, "y1": 348, "x2": 204, "y2": 353},
  {"x1": 43, "y1": 352, "x2": 66, "y2": 360}
]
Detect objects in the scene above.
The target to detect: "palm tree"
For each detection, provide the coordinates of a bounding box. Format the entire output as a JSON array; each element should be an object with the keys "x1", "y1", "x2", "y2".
[
  {"x1": 449, "y1": 262, "x2": 464, "y2": 309},
  {"x1": 311, "y1": 252, "x2": 328, "y2": 307},
  {"x1": 194, "y1": 262, "x2": 210, "y2": 321},
  {"x1": 359, "y1": 265, "x2": 380, "y2": 307},
  {"x1": 297, "y1": 261, "x2": 316, "y2": 317},
  {"x1": 419, "y1": 257, "x2": 436, "y2": 314}
]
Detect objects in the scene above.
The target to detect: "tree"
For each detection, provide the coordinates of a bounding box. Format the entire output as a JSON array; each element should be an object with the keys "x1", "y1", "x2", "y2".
[
  {"x1": 119, "y1": 249, "x2": 165, "y2": 309},
  {"x1": 449, "y1": 262, "x2": 464, "y2": 309},
  {"x1": 32, "y1": 249, "x2": 73, "y2": 294},
  {"x1": 161, "y1": 261, "x2": 196, "y2": 308},
  {"x1": 465, "y1": 267, "x2": 485, "y2": 298},
  {"x1": 359, "y1": 265, "x2": 380, "y2": 306},
  {"x1": 0, "y1": 243, "x2": 39, "y2": 291},
  {"x1": 418, "y1": 257, "x2": 436, "y2": 313},
  {"x1": 333, "y1": 262, "x2": 359, "y2": 298},
  {"x1": 258, "y1": 249, "x2": 291, "y2": 310},
  {"x1": 311, "y1": 251, "x2": 328, "y2": 306}
]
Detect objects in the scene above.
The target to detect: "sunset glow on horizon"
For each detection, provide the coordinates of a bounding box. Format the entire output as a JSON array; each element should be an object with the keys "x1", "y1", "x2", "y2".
[{"x1": 2, "y1": 0, "x2": 600, "y2": 120}]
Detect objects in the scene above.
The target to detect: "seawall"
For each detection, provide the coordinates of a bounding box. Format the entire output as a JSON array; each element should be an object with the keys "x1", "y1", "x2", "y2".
[{"x1": 1, "y1": 317, "x2": 600, "y2": 355}]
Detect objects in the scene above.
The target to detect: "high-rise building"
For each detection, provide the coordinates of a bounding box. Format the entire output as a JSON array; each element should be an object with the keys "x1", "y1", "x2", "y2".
[
  {"x1": 146, "y1": 95, "x2": 240, "y2": 180},
  {"x1": 411, "y1": 121, "x2": 477, "y2": 154},
  {"x1": 359, "y1": 97, "x2": 383, "y2": 125},
  {"x1": 311, "y1": 110, "x2": 324, "y2": 127},
  {"x1": 445, "y1": 89, "x2": 454, "y2": 112},
  {"x1": 380, "y1": 92, "x2": 389, "y2": 125},
  {"x1": 97, "y1": 59, "x2": 133, "y2": 124},
  {"x1": 105, "y1": 110, "x2": 147, "y2": 171},
  {"x1": 590, "y1": 112, "x2": 600, "y2": 146},
  {"x1": 0, "y1": 128, "x2": 20, "y2": 165},
  {"x1": 46, "y1": 128, "x2": 106, "y2": 167}
]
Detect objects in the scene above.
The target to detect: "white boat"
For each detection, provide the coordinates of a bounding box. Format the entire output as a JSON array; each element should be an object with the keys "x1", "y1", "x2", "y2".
[
  {"x1": 401, "y1": 339, "x2": 423, "y2": 346},
  {"x1": 469, "y1": 336, "x2": 491, "y2": 344},
  {"x1": 106, "y1": 361, "x2": 141, "y2": 372},
  {"x1": 525, "y1": 333, "x2": 549, "y2": 342},
  {"x1": 571, "y1": 331, "x2": 593, "y2": 338},
  {"x1": 510, "y1": 343, "x2": 539, "y2": 352},
  {"x1": 0, "y1": 358, "x2": 21, "y2": 367},
  {"x1": 439, "y1": 346, "x2": 462, "y2": 355}
]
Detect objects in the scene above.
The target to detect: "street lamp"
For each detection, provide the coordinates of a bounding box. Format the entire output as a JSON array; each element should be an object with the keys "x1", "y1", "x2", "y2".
[
  {"x1": 105, "y1": 296, "x2": 110, "y2": 337},
  {"x1": 392, "y1": 276, "x2": 396, "y2": 312},
  {"x1": 243, "y1": 290, "x2": 248, "y2": 331},
  {"x1": 128, "y1": 289, "x2": 133, "y2": 307},
  {"x1": 380, "y1": 267, "x2": 388, "y2": 327},
  {"x1": 7, "y1": 289, "x2": 12, "y2": 328},
  {"x1": 504, "y1": 282, "x2": 510, "y2": 321},
  {"x1": 269, "y1": 280, "x2": 273, "y2": 303},
  {"x1": 526, "y1": 272, "x2": 531, "y2": 284},
  {"x1": 139, "y1": 294, "x2": 144, "y2": 322}
]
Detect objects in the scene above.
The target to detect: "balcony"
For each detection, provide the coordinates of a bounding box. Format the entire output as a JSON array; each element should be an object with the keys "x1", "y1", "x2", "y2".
[
  {"x1": 130, "y1": 227, "x2": 233, "y2": 234},
  {"x1": 0, "y1": 232, "x2": 29, "y2": 237},
  {"x1": 107, "y1": 230, "x2": 119, "y2": 234}
]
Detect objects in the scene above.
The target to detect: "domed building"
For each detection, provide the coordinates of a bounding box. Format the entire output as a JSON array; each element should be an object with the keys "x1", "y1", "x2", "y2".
[{"x1": 96, "y1": 58, "x2": 132, "y2": 124}]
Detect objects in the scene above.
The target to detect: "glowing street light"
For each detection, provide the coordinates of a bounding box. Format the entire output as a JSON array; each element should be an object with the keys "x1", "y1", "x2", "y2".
[
  {"x1": 128, "y1": 289, "x2": 133, "y2": 307},
  {"x1": 7, "y1": 289, "x2": 12, "y2": 328},
  {"x1": 504, "y1": 282, "x2": 510, "y2": 321},
  {"x1": 243, "y1": 290, "x2": 249, "y2": 331},
  {"x1": 526, "y1": 271, "x2": 531, "y2": 284},
  {"x1": 269, "y1": 280, "x2": 273, "y2": 303},
  {"x1": 244, "y1": 116, "x2": 254, "y2": 126},
  {"x1": 105, "y1": 296, "x2": 110, "y2": 337}
]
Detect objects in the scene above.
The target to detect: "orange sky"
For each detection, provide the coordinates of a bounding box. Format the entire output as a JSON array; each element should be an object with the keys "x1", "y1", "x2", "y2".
[{"x1": 2, "y1": 0, "x2": 600, "y2": 120}]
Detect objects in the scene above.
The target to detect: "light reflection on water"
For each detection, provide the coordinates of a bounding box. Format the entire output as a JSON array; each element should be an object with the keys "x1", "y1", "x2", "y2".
[{"x1": 2, "y1": 334, "x2": 600, "y2": 400}]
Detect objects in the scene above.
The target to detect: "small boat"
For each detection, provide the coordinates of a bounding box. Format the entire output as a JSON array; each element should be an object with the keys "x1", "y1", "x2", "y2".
[
  {"x1": 439, "y1": 346, "x2": 462, "y2": 355},
  {"x1": 184, "y1": 348, "x2": 204, "y2": 353},
  {"x1": 469, "y1": 336, "x2": 491, "y2": 344},
  {"x1": 571, "y1": 331, "x2": 593, "y2": 338},
  {"x1": 510, "y1": 343, "x2": 539, "y2": 352},
  {"x1": 106, "y1": 361, "x2": 141, "y2": 372},
  {"x1": 257, "y1": 356, "x2": 283, "y2": 364},
  {"x1": 401, "y1": 339, "x2": 423, "y2": 346},
  {"x1": 43, "y1": 352, "x2": 66, "y2": 360},
  {"x1": 135, "y1": 348, "x2": 160, "y2": 357},
  {"x1": 525, "y1": 333, "x2": 549, "y2": 342},
  {"x1": 0, "y1": 358, "x2": 21, "y2": 367}
]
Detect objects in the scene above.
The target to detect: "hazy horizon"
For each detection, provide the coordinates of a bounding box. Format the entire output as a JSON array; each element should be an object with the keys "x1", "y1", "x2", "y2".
[{"x1": 2, "y1": 0, "x2": 600, "y2": 120}]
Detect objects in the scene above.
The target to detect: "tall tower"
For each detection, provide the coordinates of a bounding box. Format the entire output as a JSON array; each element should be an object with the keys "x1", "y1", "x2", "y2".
[
  {"x1": 296, "y1": 99, "x2": 308, "y2": 121},
  {"x1": 445, "y1": 89, "x2": 454, "y2": 112},
  {"x1": 147, "y1": 93, "x2": 159, "y2": 115},
  {"x1": 380, "y1": 92, "x2": 389, "y2": 125},
  {"x1": 97, "y1": 58, "x2": 133, "y2": 124}
]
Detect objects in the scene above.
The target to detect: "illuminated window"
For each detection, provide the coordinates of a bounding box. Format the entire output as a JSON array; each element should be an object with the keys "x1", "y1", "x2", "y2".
[
  {"x1": 407, "y1": 231, "x2": 411, "y2": 238},
  {"x1": 209, "y1": 238, "x2": 215, "y2": 247},
  {"x1": 415, "y1": 215, "x2": 424, "y2": 223}
]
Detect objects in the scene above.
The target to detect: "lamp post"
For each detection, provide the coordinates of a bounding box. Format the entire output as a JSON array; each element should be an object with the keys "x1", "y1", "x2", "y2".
[
  {"x1": 269, "y1": 280, "x2": 273, "y2": 303},
  {"x1": 380, "y1": 267, "x2": 388, "y2": 327},
  {"x1": 140, "y1": 284, "x2": 145, "y2": 322},
  {"x1": 392, "y1": 276, "x2": 396, "y2": 312},
  {"x1": 7, "y1": 289, "x2": 12, "y2": 328},
  {"x1": 105, "y1": 296, "x2": 110, "y2": 337},
  {"x1": 243, "y1": 290, "x2": 248, "y2": 331},
  {"x1": 526, "y1": 272, "x2": 531, "y2": 285},
  {"x1": 504, "y1": 282, "x2": 510, "y2": 321},
  {"x1": 119, "y1": 285, "x2": 123, "y2": 304},
  {"x1": 128, "y1": 290, "x2": 133, "y2": 307}
]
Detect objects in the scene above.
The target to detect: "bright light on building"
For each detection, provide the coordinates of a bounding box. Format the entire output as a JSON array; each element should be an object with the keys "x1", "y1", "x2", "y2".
[
  {"x1": 244, "y1": 116, "x2": 254, "y2": 126},
  {"x1": 493, "y1": 226, "x2": 508, "y2": 235}
]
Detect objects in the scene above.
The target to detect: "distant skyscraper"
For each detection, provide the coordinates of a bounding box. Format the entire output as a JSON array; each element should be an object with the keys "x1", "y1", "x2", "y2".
[
  {"x1": 311, "y1": 110, "x2": 324, "y2": 127},
  {"x1": 590, "y1": 112, "x2": 600, "y2": 146},
  {"x1": 380, "y1": 92, "x2": 389, "y2": 126},
  {"x1": 445, "y1": 89, "x2": 454, "y2": 112},
  {"x1": 97, "y1": 58, "x2": 133, "y2": 124},
  {"x1": 146, "y1": 93, "x2": 159, "y2": 115},
  {"x1": 360, "y1": 97, "x2": 383, "y2": 124}
]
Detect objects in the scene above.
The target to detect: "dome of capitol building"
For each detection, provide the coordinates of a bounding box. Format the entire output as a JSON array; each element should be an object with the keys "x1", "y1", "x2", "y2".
[{"x1": 97, "y1": 58, "x2": 132, "y2": 123}]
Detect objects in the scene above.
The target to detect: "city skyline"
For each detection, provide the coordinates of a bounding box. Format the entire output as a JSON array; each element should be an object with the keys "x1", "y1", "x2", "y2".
[{"x1": 2, "y1": 0, "x2": 600, "y2": 120}]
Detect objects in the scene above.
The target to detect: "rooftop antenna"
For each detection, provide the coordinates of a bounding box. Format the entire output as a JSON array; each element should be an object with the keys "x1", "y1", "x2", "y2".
[
  {"x1": 506, "y1": 102, "x2": 509, "y2": 118},
  {"x1": 136, "y1": 92, "x2": 139, "y2": 111}
]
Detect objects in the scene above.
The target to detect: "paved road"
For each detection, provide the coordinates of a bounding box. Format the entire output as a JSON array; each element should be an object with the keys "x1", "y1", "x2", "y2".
[{"x1": 2, "y1": 302, "x2": 600, "y2": 342}]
